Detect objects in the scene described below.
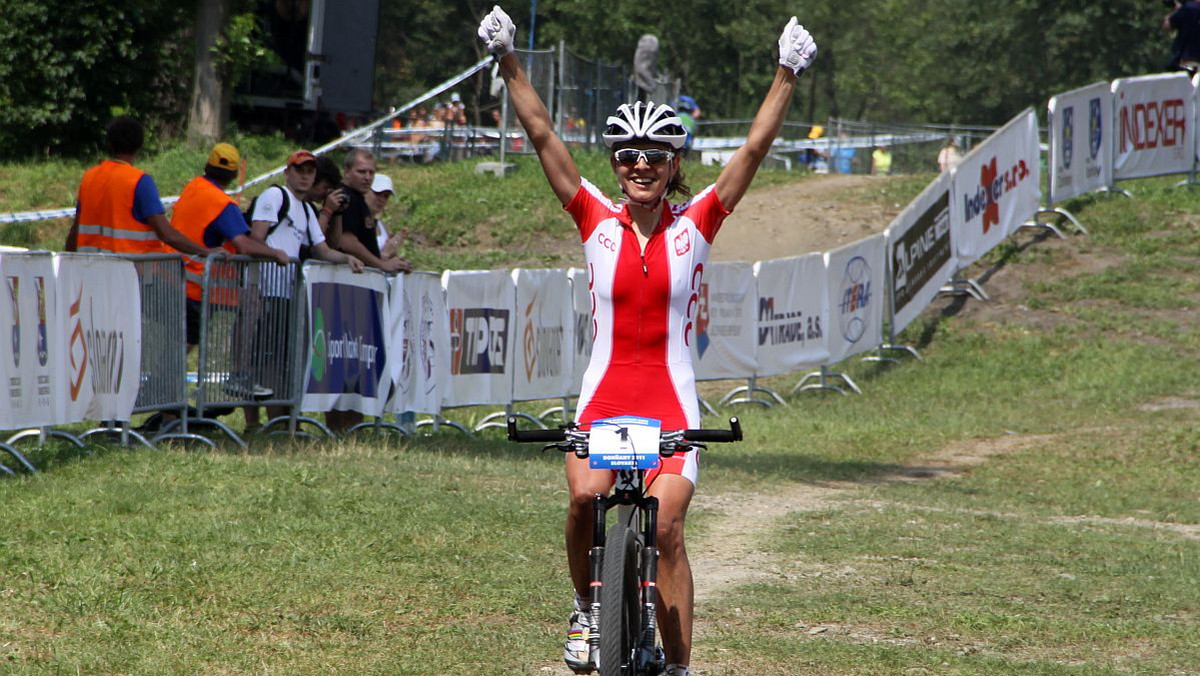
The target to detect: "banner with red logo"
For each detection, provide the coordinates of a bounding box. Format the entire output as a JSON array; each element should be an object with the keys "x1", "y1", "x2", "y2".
[
  {"x1": 825, "y1": 234, "x2": 886, "y2": 364},
  {"x1": 691, "y1": 262, "x2": 757, "y2": 381},
  {"x1": 951, "y1": 108, "x2": 1041, "y2": 267},
  {"x1": 752, "y1": 253, "x2": 829, "y2": 377},
  {"x1": 53, "y1": 254, "x2": 141, "y2": 423},
  {"x1": 389, "y1": 271, "x2": 448, "y2": 416},
  {"x1": 1049, "y1": 81, "x2": 1113, "y2": 204},
  {"x1": 568, "y1": 268, "x2": 594, "y2": 398},
  {"x1": 1112, "y1": 73, "x2": 1195, "y2": 181},
  {"x1": 886, "y1": 172, "x2": 955, "y2": 334},
  {"x1": 511, "y1": 268, "x2": 573, "y2": 402},
  {"x1": 0, "y1": 252, "x2": 59, "y2": 428},
  {"x1": 442, "y1": 269, "x2": 516, "y2": 407}
]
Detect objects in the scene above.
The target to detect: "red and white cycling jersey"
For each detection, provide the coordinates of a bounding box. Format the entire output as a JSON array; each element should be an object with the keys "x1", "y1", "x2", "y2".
[{"x1": 566, "y1": 178, "x2": 731, "y2": 483}]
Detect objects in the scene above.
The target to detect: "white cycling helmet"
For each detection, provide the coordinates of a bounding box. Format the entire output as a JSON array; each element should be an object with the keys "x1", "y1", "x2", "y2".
[{"x1": 602, "y1": 101, "x2": 688, "y2": 149}]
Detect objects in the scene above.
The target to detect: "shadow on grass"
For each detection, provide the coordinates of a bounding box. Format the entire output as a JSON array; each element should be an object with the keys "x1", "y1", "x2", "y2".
[{"x1": 701, "y1": 449, "x2": 907, "y2": 485}]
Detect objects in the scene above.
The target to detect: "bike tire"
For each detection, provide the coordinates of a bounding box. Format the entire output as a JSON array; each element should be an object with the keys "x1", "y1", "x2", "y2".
[{"x1": 599, "y1": 508, "x2": 641, "y2": 676}]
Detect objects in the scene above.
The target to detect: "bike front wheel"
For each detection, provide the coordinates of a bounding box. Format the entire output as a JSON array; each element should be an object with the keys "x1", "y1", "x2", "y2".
[{"x1": 599, "y1": 510, "x2": 642, "y2": 676}]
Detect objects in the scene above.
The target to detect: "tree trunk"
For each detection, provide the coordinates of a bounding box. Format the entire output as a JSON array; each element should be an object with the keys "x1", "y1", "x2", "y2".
[{"x1": 188, "y1": 0, "x2": 230, "y2": 141}]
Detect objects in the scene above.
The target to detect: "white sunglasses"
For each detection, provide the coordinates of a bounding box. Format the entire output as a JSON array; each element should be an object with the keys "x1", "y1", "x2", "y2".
[{"x1": 613, "y1": 148, "x2": 675, "y2": 166}]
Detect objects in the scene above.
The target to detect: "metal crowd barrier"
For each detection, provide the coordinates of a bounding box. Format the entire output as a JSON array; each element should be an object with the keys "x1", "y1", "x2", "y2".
[{"x1": 189, "y1": 255, "x2": 318, "y2": 447}]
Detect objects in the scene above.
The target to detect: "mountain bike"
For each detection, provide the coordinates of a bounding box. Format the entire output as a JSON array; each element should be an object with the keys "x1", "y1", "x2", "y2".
[{"x1": 507, "y1": 415, "x2": 743, "y2": 676}]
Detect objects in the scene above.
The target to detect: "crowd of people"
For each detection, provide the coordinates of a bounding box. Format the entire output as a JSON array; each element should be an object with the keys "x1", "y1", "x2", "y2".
[{"x1": 65, "y1": 115, "x2": 409, "y2": 433}]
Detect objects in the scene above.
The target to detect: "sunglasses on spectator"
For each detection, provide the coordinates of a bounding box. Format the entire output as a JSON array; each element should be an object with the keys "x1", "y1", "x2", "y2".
[{"x1": 613, "y1": 148, "x2": 675, "y2": 166}]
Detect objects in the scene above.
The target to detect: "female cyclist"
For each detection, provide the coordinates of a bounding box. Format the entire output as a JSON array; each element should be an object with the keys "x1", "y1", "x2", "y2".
[{"x1": 478, "y1": 8, "x2": 816, "y2": 675}]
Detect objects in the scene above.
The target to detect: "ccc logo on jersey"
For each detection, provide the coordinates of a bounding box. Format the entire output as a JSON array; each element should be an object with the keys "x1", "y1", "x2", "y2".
[{"x1": 597, "y1": 232, "x2": 618, "y2": 252}]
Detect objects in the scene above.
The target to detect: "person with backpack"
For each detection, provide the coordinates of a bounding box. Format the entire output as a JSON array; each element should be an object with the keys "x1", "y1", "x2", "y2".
[{"x1": 242, "y1": 149, "x2": 363, "y2": 433}]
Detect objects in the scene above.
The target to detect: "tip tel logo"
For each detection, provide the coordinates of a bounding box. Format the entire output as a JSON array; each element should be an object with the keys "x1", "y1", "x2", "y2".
[
  {"x1": 1061, "y1": 106, "x2": 1074, "y2": 170},
  {"x1": 838, "y1": 256, "x2": 872, "y2": 343},
  {"x1": 523, "y1": 295, "x2": 537, "y2": 382},
  {"x1": 310, "y1": 308, "x2": 327, "y2": 382}
]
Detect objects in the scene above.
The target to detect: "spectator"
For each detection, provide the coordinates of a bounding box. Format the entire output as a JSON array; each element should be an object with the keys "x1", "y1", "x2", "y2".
[
  {"x1": 676, "y1": 95, "x2": 700, "y2": 156},
  {"x1": 1165, "y1": 0, "x2": 1200, "y2": 72},
  {"x1": 310, "y1": 155, "x2": 347, "y2": 240},
  {"x1": 241, "y1": 149, "x2": 364, "y2": 433},
  {"x1": 367, "y1": 173, "x2": 411, "y2": 267},
  {"x1": 937, "y1": 136, "x2": 963, "y2": 173},
  {"x1": 171, "y1": 142, "x2": 289, "y2": 346},
  {"x1": 871, "y1": 144, "x2": 893, "y2": 175},
  {"x1": 449, "y1": 92, "x2": 468, "y2": 126},
  {"x1": 333, "y1": 148, "x2": 408, "y2": 273},
  {"x1": 832, "y1": 131, "x2": 857, "y2": 174},
  {"x1": 65, "y1": 116, "x2": 214, "y2": 257}
]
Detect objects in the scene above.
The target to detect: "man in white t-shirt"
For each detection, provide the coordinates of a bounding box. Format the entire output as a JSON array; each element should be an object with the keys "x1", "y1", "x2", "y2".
[{"x1": 243, "y1": 149, "x2": 364, "y2": 432}]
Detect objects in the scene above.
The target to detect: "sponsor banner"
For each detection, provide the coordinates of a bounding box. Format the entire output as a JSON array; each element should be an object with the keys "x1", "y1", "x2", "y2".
[
  {"x1": 825, "y1": 234, "x2": 886, "y2": 364},
  {"x1": 886, "y1": 172, "x2": 955, "y2": 334},
  {"x1": 0, "y1": 253, "x2": 58, "y2": 428},
  {"x1": 752, "y1": 253, "x2": 829, "y2": 377},
  {"x1": 691, "y1": 262, "x2": 757, "y2": 381},
  {"x1": 442, "y1": 269, "x2": 516, "y2": 407},
  {"x1": 54, "y1": 255, "x2": 142, "y2": 423},
  {"x1": 951, "y1": 108, "x2": 1041, "y2": 266},
  {"x1": 512, "y1": 268, "x2": 573, "y2": 402},
  {"x1": 568, "y1": 268, "x2": 594, "y2": 397},
  {"x1": 302, "y1": 264, "x2": 390, "y2": 416},
  {"x1": 1112, "y1": 72, "x2": 1195, "y2": 181},
  {"x1": 1049, "y1": 81, "x2": 1113, "y2": 203},
  {"x1": 390, "y1": 271, "x2": 448, "y2": 415}
]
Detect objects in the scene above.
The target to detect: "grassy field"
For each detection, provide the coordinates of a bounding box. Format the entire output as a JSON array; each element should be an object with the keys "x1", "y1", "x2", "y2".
[{"x1": 1, "y1": 153, "x2": 1199, "y2": 674}]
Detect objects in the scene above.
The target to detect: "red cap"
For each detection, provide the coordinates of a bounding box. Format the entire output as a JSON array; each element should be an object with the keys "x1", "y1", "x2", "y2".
[{"x1": 286, "y1": 149, "x2": 317, "y2": 166}]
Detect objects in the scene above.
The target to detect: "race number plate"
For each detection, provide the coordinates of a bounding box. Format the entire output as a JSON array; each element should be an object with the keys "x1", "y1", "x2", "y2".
[{"x1": 588, "y1": 416, "x2": 662, "y2": 470}]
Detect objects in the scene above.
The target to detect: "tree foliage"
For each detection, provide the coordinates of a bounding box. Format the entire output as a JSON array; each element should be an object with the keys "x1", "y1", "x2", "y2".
[
  {"x1": 0, "y1": 0, "x2": 1177, "y2": 160},
  {"x1": 0, "y1": 0, "x2": 193, "y2": 159}
]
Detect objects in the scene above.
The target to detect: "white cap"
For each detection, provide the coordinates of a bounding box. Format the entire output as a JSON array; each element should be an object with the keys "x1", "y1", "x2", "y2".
[
  {"x1": 450, "y1": 92, "x2": 462, "y2": 103},
  {"x1": 371, "y1": 173, "x2": 394, "y2": 194}
]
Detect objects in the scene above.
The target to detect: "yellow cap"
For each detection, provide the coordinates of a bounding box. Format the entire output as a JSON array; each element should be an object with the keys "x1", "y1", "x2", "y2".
[
  {"x1": 207, "y1": 142, "x2": 241, "y2": 170},
  {"x1": 807, "y1": 125, "x2": 825, "y2": 140}
]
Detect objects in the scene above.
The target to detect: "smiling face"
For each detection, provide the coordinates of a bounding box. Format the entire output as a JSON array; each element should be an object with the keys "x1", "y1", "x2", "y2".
[{"x1": 611, "y1": 142, "x2": 679, "y2": 206}]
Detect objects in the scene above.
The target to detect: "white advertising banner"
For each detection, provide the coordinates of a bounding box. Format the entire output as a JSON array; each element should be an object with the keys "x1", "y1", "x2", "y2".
[
  {"x1": 568, "y1": 268, "x2": 594, "y2": 397},
  {"x1": 886, "y1": 172, "x2": 955, "y2": 334},
  {"x1": 691, "y1": 262, "x2": 757, "y2": 381},
  {"x1": 512, "y1": 268, "x2": 573, "y2": 402},
  {"x1": 1049, "y1": 81, "x2": 1113, "y2": 203},
  {"x1": 442, "y1": 269, "x2": 516, "y2": 407},
  {"x1": 753, "y1": 253, "x2": 829, "y2": 377},
  {"x1": 54, "y1": 254, "x2": 142, "y2": 423},
  {"x1": 0, "y1": 253, "x2": 58, "y2": 428},
  {"x1": 1112, "y1": 72, "x2": 1195, "y2": 181},
  {"x1": 951, "y1": 108, "x2": 1041, "y2": 267},
  {"x1": 825, "y1": 234, "x2": 886, "y2": 364},
  {"x1": 390, "y1": 271, "x2": 449, "y2": 416},
  {"x1": 302, "y1": 264, "x2": 391, "y2": 416}
]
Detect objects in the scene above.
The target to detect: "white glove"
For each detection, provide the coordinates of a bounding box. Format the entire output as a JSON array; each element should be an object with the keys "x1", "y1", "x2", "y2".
[
  {"x1": 478, "y1": 5, "x2": 516, "y2": 57},
  {"x1": 777, "y1": 17, "x2": 817, "y2": 76}
]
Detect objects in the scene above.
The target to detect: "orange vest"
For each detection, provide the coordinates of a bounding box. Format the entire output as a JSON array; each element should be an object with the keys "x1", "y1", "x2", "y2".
[
  {"x1": 172, "y1": 176, "x2": 239, "y2": 301},
  {"x1": 75, "y1": 160, "x2": 169, "y2": 254}
]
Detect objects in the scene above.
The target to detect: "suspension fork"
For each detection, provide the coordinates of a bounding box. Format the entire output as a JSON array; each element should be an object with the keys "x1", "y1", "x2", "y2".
[
  {"x1": 640, "y1": 495, "x2": 660, "y2": 660},
  {"x1": 587, "y1": 492, "x2": 607, "y2": 662}
]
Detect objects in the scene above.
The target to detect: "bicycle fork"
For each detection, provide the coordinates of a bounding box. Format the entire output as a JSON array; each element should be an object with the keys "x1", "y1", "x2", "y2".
[
  {"x1": 587, "y1": 496, "x2": 606, "y2": 666},
  {"x1": 639, "y1": 497, "x2": 661, "y2": 673}
]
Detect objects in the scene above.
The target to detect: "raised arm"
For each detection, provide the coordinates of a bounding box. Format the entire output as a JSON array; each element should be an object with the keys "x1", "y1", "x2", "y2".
[
  {"x1": 714, "y1": 18, "x2": 816, "y2": 211},
  {"x1": 479, "y1": 6, "x2": 581, "y2": 206}
]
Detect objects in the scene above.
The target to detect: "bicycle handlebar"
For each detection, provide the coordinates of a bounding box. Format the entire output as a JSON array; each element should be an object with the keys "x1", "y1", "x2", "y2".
[{"x1": 506, "y1": 416, "x2": 742, "y2": 445}]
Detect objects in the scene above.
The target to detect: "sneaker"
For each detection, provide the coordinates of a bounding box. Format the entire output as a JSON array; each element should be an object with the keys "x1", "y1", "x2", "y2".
[
  {"x1": 564, "y1": 602, "x2": 593, "y2": 673},
  {"x1": 664, "y1": 665, "x2": 690, "y2": 676},
  {"x1": 223, "y1": 377, "x2": 273, "y2": 401}
]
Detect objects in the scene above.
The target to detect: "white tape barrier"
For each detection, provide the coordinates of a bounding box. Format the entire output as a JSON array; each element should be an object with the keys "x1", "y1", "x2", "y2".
[
  {"x1": 1112, "y1": 72, "x2": 1195, "y2": 181},
  {"x1": 0, "y1": 252, "x2": 141, "y2": 428},
  {"x1": 951, "y1": 108, "x2": 1041, "y2": 268},
  {"x1": 442, "y1": 269, "x2": 517, "y2": 408},
  {"x1": 825, "y1": 234, "x2": 886, "y2": 364},
  {"x1": 692, "y1": 262, "x2": 758, "y2": 381},
  {"x1": 752, "y1": 253, "x2": 830, "y2": 378},
  {"x1": 512, "y1": 268, "x2": 573, "y2": 403},
  {"x1": 301, "y1": 264, "x2": 392, "y2": 417},
  {"x1": 1048, "y1": 81, "x2": 1113, "y2": 204},
  {"x1": 885, "y1": 171, "x2": 956, "y2": 335}
]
